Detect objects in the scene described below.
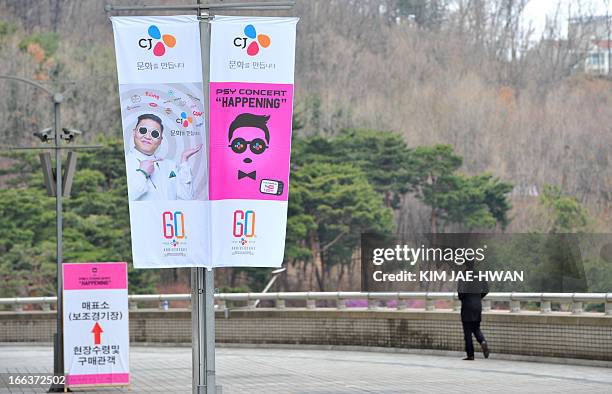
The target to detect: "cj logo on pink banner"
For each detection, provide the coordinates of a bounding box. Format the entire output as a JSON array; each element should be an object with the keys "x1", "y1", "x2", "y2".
[{"x1": 233, "y1": 24, "x2": 271, "y2": 56}]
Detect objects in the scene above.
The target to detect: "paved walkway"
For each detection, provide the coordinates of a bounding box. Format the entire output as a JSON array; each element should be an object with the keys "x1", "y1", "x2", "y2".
[{"x1": 0, "y1": 345, "x2": 611, "y2": 393}]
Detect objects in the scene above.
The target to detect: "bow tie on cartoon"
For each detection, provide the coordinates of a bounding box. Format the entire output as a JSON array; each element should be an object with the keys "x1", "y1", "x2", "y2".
[{"x1": 238, "y1": 170, "x2": 257, "y2": 180}]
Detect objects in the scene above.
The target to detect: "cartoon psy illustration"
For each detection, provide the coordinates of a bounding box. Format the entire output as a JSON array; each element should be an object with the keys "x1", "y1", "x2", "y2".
[
  {"x1": 126, "y1": 113, "x2": 202, "y2": 201},
  {"x1": 227, "y1": 113, "x2": 270, "y2": 182}
]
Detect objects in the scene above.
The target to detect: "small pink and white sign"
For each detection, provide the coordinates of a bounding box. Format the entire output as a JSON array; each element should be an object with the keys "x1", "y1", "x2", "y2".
[{"x1": 62, "y1": 263, "x2": 129, "y2": 388}]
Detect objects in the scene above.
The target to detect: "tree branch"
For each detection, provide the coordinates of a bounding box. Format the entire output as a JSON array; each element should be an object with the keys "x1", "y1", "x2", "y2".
[{"x1": 321, "y1": 230, "x2": 348, "y2": 253}]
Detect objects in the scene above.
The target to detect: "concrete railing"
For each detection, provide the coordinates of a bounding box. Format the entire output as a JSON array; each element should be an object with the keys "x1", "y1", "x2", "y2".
[
  {"x1": 1, "y1": 292, "x2": 611, "y2": 315},
  {"x1": 2, "y1": 293, "x2": 612, "y2": 361}
]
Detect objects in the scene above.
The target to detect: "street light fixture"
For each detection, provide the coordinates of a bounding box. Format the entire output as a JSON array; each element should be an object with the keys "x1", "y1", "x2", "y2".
[
  {"x1": 61, "y1": 128, "x2": 83, "y2": 142},
  {"x1": 32, "y1": 125, "x2": 83, "y2": 198},
  {"x1": 33, "y1": 127, "x2": 54, "y2": 142}
]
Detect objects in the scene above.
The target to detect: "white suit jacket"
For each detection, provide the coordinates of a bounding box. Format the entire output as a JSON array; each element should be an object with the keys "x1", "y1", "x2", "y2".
[{"x1": 126, "y1": 149, "x2": 194, "y2": 201}]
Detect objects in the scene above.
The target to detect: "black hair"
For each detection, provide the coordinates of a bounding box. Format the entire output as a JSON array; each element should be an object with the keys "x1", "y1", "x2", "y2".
[
  {"x1": 136, "y1": 113, "x2": 164, "y2": 133},
  {"x1": 228, "y1": 113, "x2": 270, "y2": 143}
]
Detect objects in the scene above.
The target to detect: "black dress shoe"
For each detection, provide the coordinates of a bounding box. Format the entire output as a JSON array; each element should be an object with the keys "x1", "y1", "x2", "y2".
[
  {"x1": 462, "y1": 356, "x2": 474, "y2": 360},
  {"x1": 481, "y1": 341, "x2": 490, "y2": 358}
]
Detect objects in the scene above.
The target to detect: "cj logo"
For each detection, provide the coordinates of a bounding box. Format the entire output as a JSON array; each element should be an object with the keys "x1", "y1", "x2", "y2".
[
  {"x1": 176, "y1": 112, "x2": 193, "y2": 128},
  {"x1": 233, "y1": 210, "x2": 255, "y2": 238},
  {"x1": 139, "y1": 25, "x2": 177, "y2": 57},
  {"x1": 233, "y1": 24, "x2": 271, "y2": 56},
  {"x1": 163, "y1": 211, "x2": 186, "y2": 239}
]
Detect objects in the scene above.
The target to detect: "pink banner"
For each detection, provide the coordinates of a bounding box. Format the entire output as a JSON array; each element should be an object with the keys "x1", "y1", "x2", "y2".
[
  {"x1": 209, "y1": 82, "x2": 294, "y2": 201},
  {"x1": 63, "y1": 263, "x2": 127, "y2": 291}
]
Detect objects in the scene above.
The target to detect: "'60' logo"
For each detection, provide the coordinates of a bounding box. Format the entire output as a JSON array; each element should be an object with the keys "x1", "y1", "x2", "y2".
[
  {"x1": 233, "y1": 210, "x2": 255, "y2": 238},
  {"x1": 163, "y1": 211, "x2": 185, "y2": 239}
]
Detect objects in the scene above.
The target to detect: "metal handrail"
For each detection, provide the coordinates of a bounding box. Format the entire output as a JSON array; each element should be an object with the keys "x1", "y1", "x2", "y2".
[{"x1": 1, "y1": 292, "x2": 611, "y2": 315}]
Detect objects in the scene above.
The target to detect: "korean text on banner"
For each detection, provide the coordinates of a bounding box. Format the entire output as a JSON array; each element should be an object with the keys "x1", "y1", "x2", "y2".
[
  {"x1": 62, "y1": 263, "x2": 129, "y2": 388},
  {"x1": 209, "y1": 16, "x2": 299, "y2": 268},
  {"x1": 111, "y1": 16, "x2": 210, "y2": 268}
]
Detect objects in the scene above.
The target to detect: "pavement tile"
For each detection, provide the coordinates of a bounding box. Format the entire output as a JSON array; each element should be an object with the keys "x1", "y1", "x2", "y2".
[{"x1": 0, "y1": 346, "x2": 610, "y2": 393}]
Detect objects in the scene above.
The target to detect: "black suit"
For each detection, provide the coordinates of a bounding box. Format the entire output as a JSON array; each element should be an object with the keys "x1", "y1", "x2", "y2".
[{"x1": 458, "y1": 274, "x2": 489, "y2": 358}]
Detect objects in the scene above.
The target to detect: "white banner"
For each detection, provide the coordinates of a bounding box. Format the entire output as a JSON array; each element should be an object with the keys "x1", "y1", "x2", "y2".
[
  {"x1": 112, "y1": 15, "x2": 203, "y2": 84},
  {"x1": 111, "y1": 16, "x2": 209, "y2": 268},
  {"x1": 111, "y1": 15, "x2": 297, "y2": 268},
  {"x1": 210, "y1": 16, "x2": 298, "y2": 84}
]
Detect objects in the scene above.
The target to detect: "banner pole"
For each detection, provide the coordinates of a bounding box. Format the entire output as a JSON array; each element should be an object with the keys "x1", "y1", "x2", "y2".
[
  {"x1": 190, "y1": 267, "x2": 200, "y2": 394},
  {"x1": 193, "y1": 2, "x2": 216, "y2": 394},
  {"x1": 104, "y1": 2, "x2": 295, "y2": 12},
  {"x1": 204, "y1": 269, "x2": 216, "y2": 394},
  {"x1": 51, "y1": 93, "x2": 65, "y2": 393}
]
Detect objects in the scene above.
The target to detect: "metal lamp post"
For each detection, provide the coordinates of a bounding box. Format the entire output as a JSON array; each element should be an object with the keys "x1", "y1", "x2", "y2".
[
  {"x1": 50, "y1": 90, "x2": 65, "y2": 393},
  {"x1": 0, "y1": 75, "x2": 66, "y2": 392}
]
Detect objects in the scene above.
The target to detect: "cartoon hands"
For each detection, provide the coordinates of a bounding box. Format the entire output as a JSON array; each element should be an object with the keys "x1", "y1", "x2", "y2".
[
  {"x1": 139, "y1": 158, "x2": 162, "y2": 177},
  {"x1": 181, "y1": 144, "x2": 203, "y2": 163}
]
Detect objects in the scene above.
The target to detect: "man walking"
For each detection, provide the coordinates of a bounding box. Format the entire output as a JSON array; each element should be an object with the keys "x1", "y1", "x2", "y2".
[{"x1": 457, "y1": 262, "x2": 490, "y2": 360}]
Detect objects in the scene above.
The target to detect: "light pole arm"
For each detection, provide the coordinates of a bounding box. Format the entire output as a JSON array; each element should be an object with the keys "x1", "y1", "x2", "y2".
[{"x1": 0, "y1": 75, "x2": 57, "y2": 98}]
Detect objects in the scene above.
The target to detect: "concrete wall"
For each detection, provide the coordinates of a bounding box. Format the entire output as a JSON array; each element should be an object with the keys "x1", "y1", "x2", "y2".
[{"x1": 1, "y1": 309, "x2": 611, "y2": 361}]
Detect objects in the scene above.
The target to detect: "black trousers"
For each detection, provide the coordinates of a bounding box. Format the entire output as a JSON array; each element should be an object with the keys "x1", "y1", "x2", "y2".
[{"x1": 462, "y1": 321, "x2": 486, "y2": 357}]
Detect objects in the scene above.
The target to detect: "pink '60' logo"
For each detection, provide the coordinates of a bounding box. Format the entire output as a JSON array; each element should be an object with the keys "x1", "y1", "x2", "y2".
[
  {"x1": 233, "y1": 210, "x2": 255, "y2": 238},
  {"x1": 163, "y1": 211, "x2": 185, "y2": 239}
]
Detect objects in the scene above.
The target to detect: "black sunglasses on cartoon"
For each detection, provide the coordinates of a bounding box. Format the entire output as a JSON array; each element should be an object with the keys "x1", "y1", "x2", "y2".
[
  {"x1": 138, "y1": 126, "x2": 161, "y2": 139},
  {"x1": 229, "y1": 137, "x2": 268, "y2": 154}
]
